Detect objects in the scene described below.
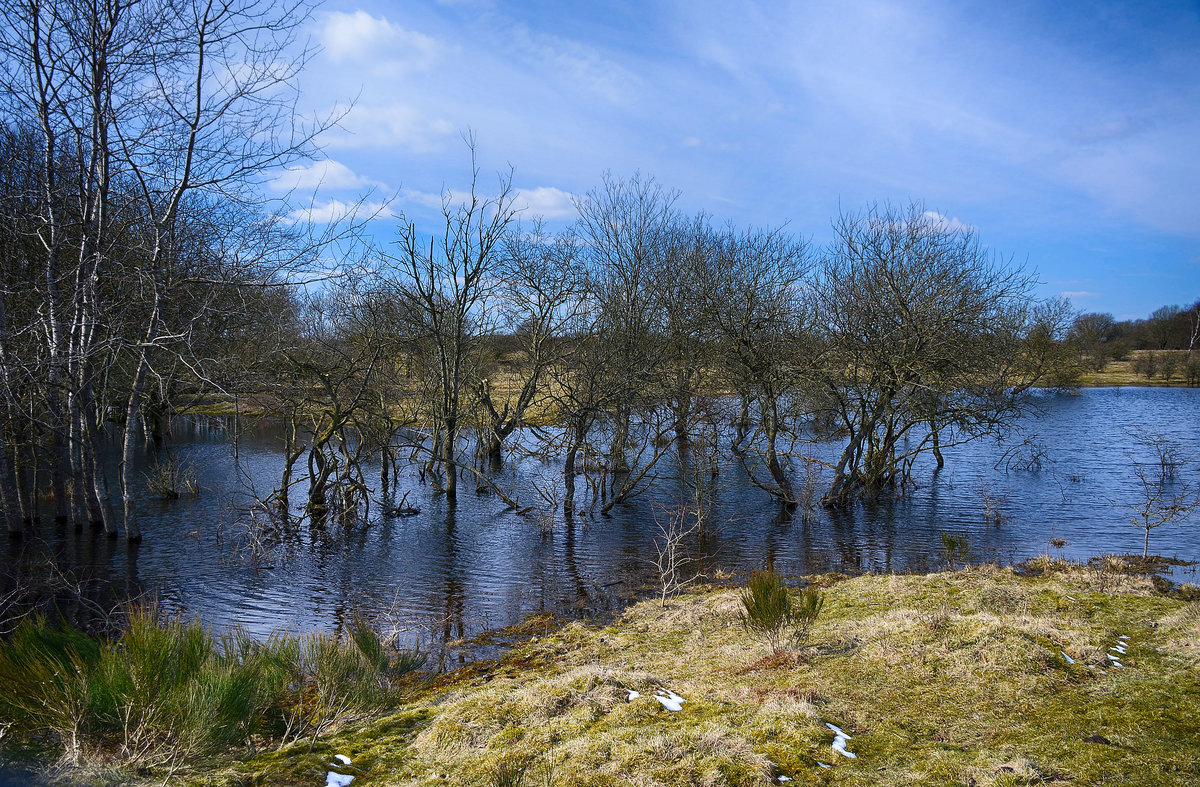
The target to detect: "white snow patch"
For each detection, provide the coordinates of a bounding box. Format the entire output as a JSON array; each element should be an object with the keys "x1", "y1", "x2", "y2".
[
  {"x1": 1061, "y1": 651, "x2": 1075, "y2": 664},
  {"x1": 333, "y1": 755, "x2": 352, "y2": 766},
  {"x1": 627, "y1": 689, "x2": 641, "y2": 701},
  {"x1": 326, "y1": 773, "x2": 354, "y2": 787},
  {"x1": 653, "y1": 688, "x2": 685, "y2": 712}
]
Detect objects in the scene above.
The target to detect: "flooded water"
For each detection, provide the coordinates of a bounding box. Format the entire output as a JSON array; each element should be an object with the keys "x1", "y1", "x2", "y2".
[{"x1": 3, "y1": 387, "x2": 1199, "y2": 656}]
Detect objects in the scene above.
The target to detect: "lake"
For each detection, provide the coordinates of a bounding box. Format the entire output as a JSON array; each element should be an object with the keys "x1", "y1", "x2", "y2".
[{"x1": 3, "y1": 387, "x2": 1198, "y2": 661}]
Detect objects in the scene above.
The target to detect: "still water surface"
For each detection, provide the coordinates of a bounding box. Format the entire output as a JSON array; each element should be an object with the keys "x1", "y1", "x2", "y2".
[{"x1": 5, "y1": 387, "x2": 1199, "y2": 655}]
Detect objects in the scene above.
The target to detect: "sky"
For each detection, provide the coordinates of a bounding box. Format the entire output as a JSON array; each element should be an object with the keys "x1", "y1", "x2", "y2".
[{"x1": 274, "y1": 0, "x2": 1200, "y2": 320}]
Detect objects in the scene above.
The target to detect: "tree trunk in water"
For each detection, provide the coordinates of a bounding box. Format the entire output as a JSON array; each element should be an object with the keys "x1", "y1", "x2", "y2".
[
  {"x1": 47, "y1": 391, "x2": 72, "y2": 525},
  {"x1": 732, "y1": 396, "x2": 751, "y2": 453},
  {"x1": 930, "y1": 421, "x2": 944, "y2": 469},
  {"x1": 673, "y1": 389, "x2": 691, "y2": 440},
  {"x1": 442, "y1": 417, "x2": 457, "y2": 500},
  {"x1": 609, "y1": 405, "x2": 630, "y2": 475},
  {"x1": 823, "y1": 429, "x2": 865, "y2": 509},
  {"x1": 0, "y1": 433, "x2": 22, "y2": 537},
  {"x1": 119, "y1": 343, "x2": 157, "y2": 542},
  {"x1": 762, "y1": 409, "x2": 794, "y2": 505},
  {"x1": 79, "y1": 378, "x2": 117, "y2": 534},
  {"x1": 15, "y1": 445, "x2": 34, "y2": 526},
  {"x1": 279, "y1": 441, "x2": 304, "y2": 523},
  {"x1": 119, "y1": 384, "x2": 145, "y2": 542},
  {"x1": 563, "y1": 420, "x2": 586, "y2": 514}
]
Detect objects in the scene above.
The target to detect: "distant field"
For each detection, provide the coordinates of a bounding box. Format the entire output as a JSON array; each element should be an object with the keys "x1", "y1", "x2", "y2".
[{"x1": 1080, "y1": 350, "x2": 1196, "y2": 388}]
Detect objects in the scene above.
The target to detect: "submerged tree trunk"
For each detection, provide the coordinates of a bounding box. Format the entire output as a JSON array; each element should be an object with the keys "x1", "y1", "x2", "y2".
[
  {"x1": 119, "y1": 299, "x2": 162, "y2": 542},
  {"x1": 442, "y1": 416, "x2": 457, "y2": 500},
  {"x1": 562, "y1": 419, "x2": 587, "y2": 514},
  {"x1": 761, "y1": 404, "x2": 794, "y2": 505},
  {"x1": 0, "y1": 432, "x2": 22, "y2": 537},
  {"x1": 119, "y1": 368, "x2": 147, "y2": 542}
]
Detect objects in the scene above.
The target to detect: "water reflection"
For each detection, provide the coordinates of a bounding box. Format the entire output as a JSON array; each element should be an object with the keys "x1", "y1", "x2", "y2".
[{"x1": 2, "y1": 388, "x2": 1198, "y2": 651}]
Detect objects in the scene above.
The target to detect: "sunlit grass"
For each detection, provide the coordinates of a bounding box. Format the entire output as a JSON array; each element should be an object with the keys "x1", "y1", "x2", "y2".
[{"x1": 212, "y1": 560, "x2": 1199, "y2": 786}]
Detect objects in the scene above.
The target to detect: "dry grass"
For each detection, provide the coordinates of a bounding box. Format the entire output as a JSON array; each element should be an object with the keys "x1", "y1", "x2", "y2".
[{"x1": 180, "y1": 562, "x2": 1199, "y2": 786}]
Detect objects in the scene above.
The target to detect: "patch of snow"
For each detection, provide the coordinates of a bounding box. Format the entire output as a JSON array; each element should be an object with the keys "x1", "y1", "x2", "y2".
[
  {"x1": 627, "y1": 689, "x2": 641, "y2": 701},
  {"x1": 1061, "y1": 651, "x2": 1075, "y2": 664},
  {"x1": 817, "y1": 762, "x2": 832, "y2": 769},
  {"x1": 824, "y1": 722, "x2": 852, "y2": 739},
  {"x1": 653, "y1": 688, "x2": 685, "y2": 712},
  {"x1": 333, "y1": 755, "x2": 352, "y2": 766},
  {"x1": 326, "y1": 773, "x2": 354, "y2": 787}
]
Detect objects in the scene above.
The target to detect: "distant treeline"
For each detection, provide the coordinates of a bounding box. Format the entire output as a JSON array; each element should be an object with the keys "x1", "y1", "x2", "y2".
[{"x1": 1069, "y1": 304, "x2": 1200, "y2": 372}]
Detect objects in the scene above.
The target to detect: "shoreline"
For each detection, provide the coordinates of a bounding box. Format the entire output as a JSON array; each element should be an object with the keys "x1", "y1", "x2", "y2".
[{"x1": 6, "y1": 554, "x2": 1196, "y2": 786}]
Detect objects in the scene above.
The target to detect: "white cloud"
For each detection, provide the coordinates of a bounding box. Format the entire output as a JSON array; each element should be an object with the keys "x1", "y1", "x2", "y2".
[
  {"x1": 320, "y1": 11, "x2": 440, "y2": 71},
  {"x1": 921, "y1": 211, "x2": 975, "y2": 233},
  {"x1": 327, "y1": 104, "x2": 457, "y2": 152},
  {"x1": 514, "y1": 186, "x2": 577, "y2": 219},
  {"x1": 268, "y1": 159, "x2": 383, "y2": 193},
  {"x1": 681, "y1": 136, "x2": 702, "y2": 148},
  {"x1": 287, "y1": 199, "x2": 392, "y2": 224}
]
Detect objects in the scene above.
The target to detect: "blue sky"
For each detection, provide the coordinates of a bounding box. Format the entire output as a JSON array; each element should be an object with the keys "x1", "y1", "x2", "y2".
[{"x1": 277, "y1": 0, "x2": 1200, "y2": 320}]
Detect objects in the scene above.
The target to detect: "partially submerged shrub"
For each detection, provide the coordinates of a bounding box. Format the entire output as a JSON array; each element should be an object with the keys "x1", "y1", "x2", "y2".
[
  {"x1": 144, "y1": 454, "x2": 199, "y2": 499},
  {"x1": 940, "y1": 531, "x2": 972, "y2": 569},
  {"x1": 739, "y1": 568, "x2": 824, "y2": 653}
]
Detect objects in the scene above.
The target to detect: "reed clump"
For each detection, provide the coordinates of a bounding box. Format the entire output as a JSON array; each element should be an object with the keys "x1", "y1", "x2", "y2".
[{"x1": 0, "y1": 608, "x2": 424, "y2": 773}]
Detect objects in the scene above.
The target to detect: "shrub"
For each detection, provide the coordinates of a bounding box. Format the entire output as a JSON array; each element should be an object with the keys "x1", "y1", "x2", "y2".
[
  {"x1": 1158, "y1": 352, "x2": 1179, "y2": 381},
  {"x1": 1131, "y1": 351, "x2": 1158, "y2": 379},
  {"x1": 739, "y1": 568, "x2": 824, "y2": 653},
  {"x1": 143, "y1": 454, "x2": 198, "y2": 499}
]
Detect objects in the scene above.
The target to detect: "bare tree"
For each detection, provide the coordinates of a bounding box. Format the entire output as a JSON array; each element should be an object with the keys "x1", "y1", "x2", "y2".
[
  {"x1": 378, "y1": 146, "x2": 518, "y2": 500},
  {"x1": 476, "y1": 219, "x2": 583, "y2": 464},
  {"x1": 1124, "y1": 431, "x2": 1198, "y2": 557},
  {"x1": 574, "y1": 172, "x2": 677, "y2": 478},
  {"x1": 815, "y1": 203, "x2": 1061, "y2": 507},
  {"x1": 698, "y1": 224, "x2": 812, "y2": 505}
]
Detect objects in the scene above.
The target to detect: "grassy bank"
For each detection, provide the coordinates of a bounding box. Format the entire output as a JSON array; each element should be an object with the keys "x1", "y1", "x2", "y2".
[
  {"x1": 219, "y1": 558, "x2": 1198, "y2": 786},
  {"x1": 5, "y1": 557, "x2": 1198, "y2": 786}
]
